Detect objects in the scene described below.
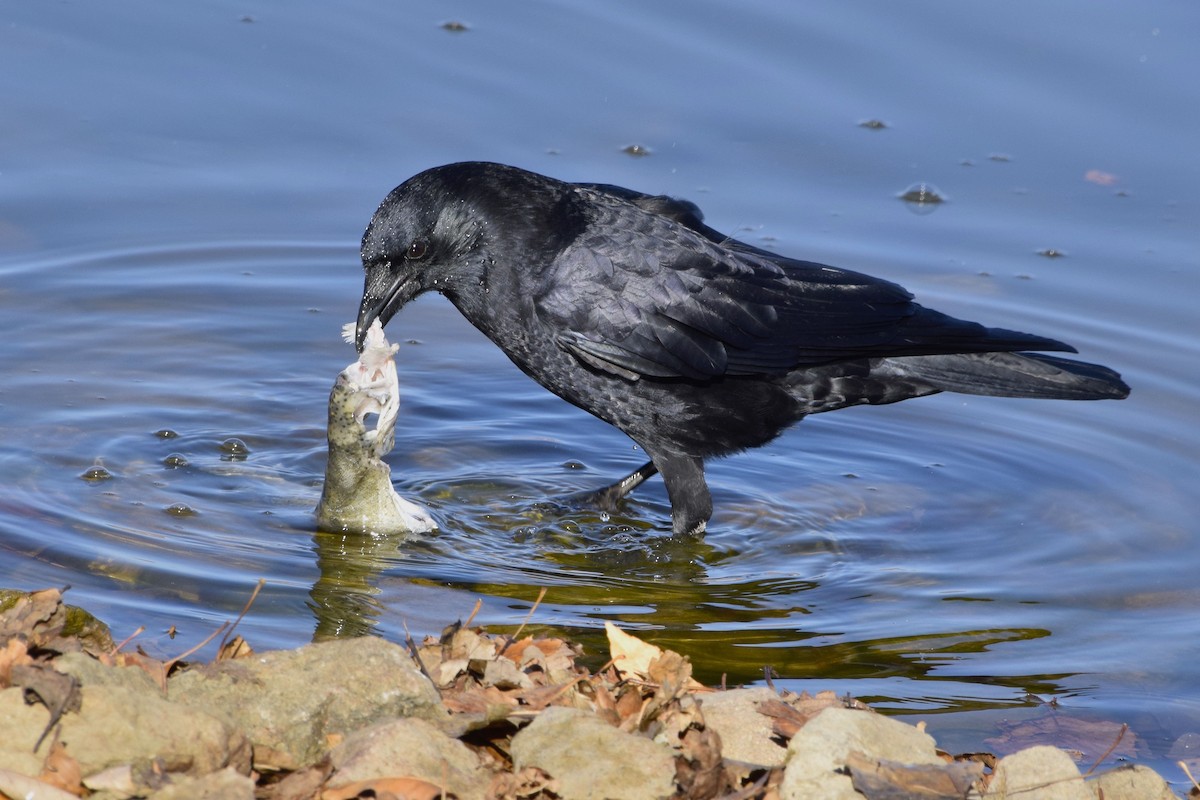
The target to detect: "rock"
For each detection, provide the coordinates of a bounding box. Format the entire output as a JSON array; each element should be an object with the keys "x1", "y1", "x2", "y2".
[
  {"x1": 510, "y1": 706, "x2": 676, "y2": 800},
  {"x1": 1088, "y1": 764, "x2": 1177, "y2": 800},
  {"x1": 328, "y1": 717, "x2": 488, "y2": 800},
  {"x1": 698, "y1": 687, "x2": 787, "y2": 767},
  {"x1": 169, "y1": 636, "x2": 446, "y2": 770},
  {"x1": 0, "y1": 687, "x2": 54, "y2": 776},
  {"x1": 0, "y1": 679, "x2": 251, "y2": 795},
  {"x1": 148, "y1": 766, "x2": 255, "y2": 800},
  {"x1": 68, "y1": 684, "x2": 252, "y2": 788},
  {"x1": 984, "y1": 745, "x2": 1090, "y2": 800},
  {"x1": 1, "y1": 652, "x2": 248, "y2": 793},
  {"x1": 781, "y1": 706, "x2": 942, "y2": 800},
  {"x1": 55, "y1": 651, "x2": 160, "y2": 693}
]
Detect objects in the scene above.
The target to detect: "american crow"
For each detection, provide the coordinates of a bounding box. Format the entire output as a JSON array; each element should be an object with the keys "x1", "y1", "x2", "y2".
[{"x1": 355, "y1": 162, "x2": 1129, "y2": 536}]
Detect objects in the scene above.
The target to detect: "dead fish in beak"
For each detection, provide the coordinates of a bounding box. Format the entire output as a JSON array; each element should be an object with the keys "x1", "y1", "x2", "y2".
[{"x1": 315, "y1": 319, "x2": 435, "y2": 536}]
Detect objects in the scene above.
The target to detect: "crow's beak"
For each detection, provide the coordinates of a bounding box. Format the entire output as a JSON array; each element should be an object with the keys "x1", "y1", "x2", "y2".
[
  {"x1": 355, "y1": 293, "x2": 386, "y2": 353},
  {"x1": 356, "y1": 267, "x2": 420, "y2": 352}
]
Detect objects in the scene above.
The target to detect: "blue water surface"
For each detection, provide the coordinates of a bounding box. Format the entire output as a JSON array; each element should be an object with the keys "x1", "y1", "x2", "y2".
[{"x1": 2, "y1": 0, "x2": 1198, "y2": 782}]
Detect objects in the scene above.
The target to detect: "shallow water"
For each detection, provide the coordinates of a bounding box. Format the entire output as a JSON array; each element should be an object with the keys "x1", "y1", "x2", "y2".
[{"x1": 3, "y1": 0, "x2": 1198, "y2": 783}]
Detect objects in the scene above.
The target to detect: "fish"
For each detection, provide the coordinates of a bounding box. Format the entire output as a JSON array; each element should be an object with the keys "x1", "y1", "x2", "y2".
[{"x1": 314, "y1": 319, "x2": 436, "y2": 535}]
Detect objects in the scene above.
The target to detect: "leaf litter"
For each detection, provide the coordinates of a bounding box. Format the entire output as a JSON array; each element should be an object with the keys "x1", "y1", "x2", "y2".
[{"x1": 0, "y1": 586, "x2": 1186, "y2": 800}]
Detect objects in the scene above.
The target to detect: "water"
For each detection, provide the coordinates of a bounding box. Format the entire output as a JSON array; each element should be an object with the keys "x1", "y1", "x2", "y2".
[{"x1": 3, "y1": 0, "x2": 1198, "y2": 782}]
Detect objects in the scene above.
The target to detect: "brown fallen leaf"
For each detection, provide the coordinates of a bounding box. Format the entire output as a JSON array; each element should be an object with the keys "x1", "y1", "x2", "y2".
[
  {"x1": 587, "y1": 680, "x2": 621, "y2": 727},
  {"x1": 0, "y1": 636, "x2": 33, "y2": 687},
  {"x1": 488, "y1": 765, "x2": 559, "y2": 800},
  {"x1": 604, "y1": 622, "x2": 705, "y2": 693},
  {"x1": 985, "y1": 712, "x2": 1143, "y2": 763},
  {"x1": 604, "y1": 621, "x2": 662, "y2": 679},
  {"x1": 262, "y1": 760, "x2": 333, "y2": 800},
  {"x1": 1, "y1": 588, "x2": 114, "y2": 657},
  {"x1": 674, "y1": 723, "x2": 725, "y2": 800},
  {"x1": 218, "y1": 634, "x2": 255, "y2": 660},
  {"x1": 846, "y1": 750, "x2": 983, "y2": 799},
  {"x1": 113, "y1": 649, "x2": 170, "y2": 691},
  {"x1": 38, "y1": 738, "x2": 84, "y2": 796},
  {"x1": 321, "y1": 775, "x2": 449, "y2": 800},
  {"x1": 1, "y1": 587, "x2": 70, "y2": 654},
  {"x1": 0, "y1": 769, "x2": 81, "y2": 800},
  {"x1": 756, "y1": 690, "x2": 853, "y2": 741}
]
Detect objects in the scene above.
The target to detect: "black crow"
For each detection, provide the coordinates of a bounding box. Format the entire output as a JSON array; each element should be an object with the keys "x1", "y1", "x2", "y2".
[{"x1": 355, "y1": 162, "x2": 1129, "y2": 536}]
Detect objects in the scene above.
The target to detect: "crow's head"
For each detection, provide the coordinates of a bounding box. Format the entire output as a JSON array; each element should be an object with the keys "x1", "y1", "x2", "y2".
[{"x1": 355, "y1": 162, "x2": 500, "y2": 351}]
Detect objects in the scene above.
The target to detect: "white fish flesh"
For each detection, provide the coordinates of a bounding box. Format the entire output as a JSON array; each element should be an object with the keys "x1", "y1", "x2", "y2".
[{"x1": 315, "y1": 320, "x2": 435, "y2": 535}]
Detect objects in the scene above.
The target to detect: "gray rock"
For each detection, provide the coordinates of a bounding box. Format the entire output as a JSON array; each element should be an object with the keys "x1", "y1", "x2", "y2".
[
  {"x1": 781, "y1": 706, "x2": 942, "y2": 800},
  {"x1": 985, "y1": 745, "x2": 1090, "y2": 800},
  {"x1": 1088, "y1": 764, "x2": 1178, "y2": 800},
  {"x1": 329, "y1": 717, "x2": 488, "y2": 800},
  {"x1": 0, "y1": 681, "x2": 251, "y2": 794},
  {"x1": 148, "y1": 767, "x2": 255, "y2": 800},
  {"x1": 70, "y1": 683, "x2": 253, "y2": 786},
  {"x1": 55, "y1": 651, "x2": 161, "y2": 694},
  {"x1": 169, "y1": 636, "x2": 446, "y2": 770},
  {"x1": 0, "y1": 687, "x2": 53, "y2": 776},
  {"x1": 698, "y1": 687, "x2": 787, "y2": 767},
  {"x1": 510, "y1": 706, "x2": 676, "y2": 800}
]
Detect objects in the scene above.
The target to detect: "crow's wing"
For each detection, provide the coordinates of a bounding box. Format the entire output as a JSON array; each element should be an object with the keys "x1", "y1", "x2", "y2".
[{"x1": 534, "y1": 189, "x2": 1072, "y2": 381}]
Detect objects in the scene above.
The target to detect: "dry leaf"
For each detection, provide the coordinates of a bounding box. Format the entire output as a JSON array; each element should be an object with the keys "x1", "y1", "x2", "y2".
[
  {"x1": 0, "y1": 769, "x2": 81, "y2": 800},
  {"x1": 218, "y1": 634, "x2": 254, "y2": 660},
  {"x1": 488, "y1": 765, "x2": 559, "y2": 800},
  {"x1": 322, "y1": 775, "x2": 448, "y2": 800},
  {"x1": 0, "y1": 636, "x2": 33, "y2": 687},
  {"x1": 847, "y1": 750, "x2": 982, "y2": 799},
  {"x1": 604, "y1": 621, "x2": 662, "y2": 679},
  {"x1": 674, "y1": 723, "x2": 725, "y2": 800},
  {"x1": 38, "y1": 739, "x2": 84, "y2": 796},
  {"x1": 985, "y1": 713, "x2": 1142, "y2": 762},
  {"x1": 264, "y1": 762, "x2": 331, "y2": 800},
  {"x1": 756, "y1": 690, "x2": 852, "y2": 741},
  {"x1": 604, "y1": 622, "x2": 705, "y2": 694}
]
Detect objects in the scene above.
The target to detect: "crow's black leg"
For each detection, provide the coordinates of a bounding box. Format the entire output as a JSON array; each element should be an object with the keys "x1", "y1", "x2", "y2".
[
  {"x1": 560, "y1": 460, "x2": 659, "y2": 511},
  {"x1": 651, "y1": 452, "x2": 711, "y2": 536}
]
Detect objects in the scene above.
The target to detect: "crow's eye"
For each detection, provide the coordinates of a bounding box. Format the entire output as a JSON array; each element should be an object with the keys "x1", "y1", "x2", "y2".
[{"x1": 407, "y1": 239, "x2": 429, "y2": 260}]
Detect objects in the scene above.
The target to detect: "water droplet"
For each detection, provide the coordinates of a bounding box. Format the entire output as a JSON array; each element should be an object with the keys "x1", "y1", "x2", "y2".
[
  {"x1": 898, "y1": 183, "x2": 946, "y2": 215},
  {"x1": 219, "y1": 438, "x2": 250, "y2": 460},
  {"x1": 163, "y1": 453, "x2": 189, "y2": 468},
  {"x1": 80, "y1": 462, "x2": 112, "y2": 481},
  {"x1": 165, "y1": 503, "x2": 197, "y2": 517},
  {"x1": 622, "y1": 144, "x2": 651, "y2": 157},
  {"x1": 155, "y1": 429, "x2": 179, "y2": 439}
]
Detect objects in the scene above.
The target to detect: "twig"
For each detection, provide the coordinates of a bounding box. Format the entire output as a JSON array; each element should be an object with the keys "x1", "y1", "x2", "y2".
[
  {"x1": 218, "y1": 578, "x2": 266, "y2": 654},
  {"x1": 510, "y1": 587, "x2": 548, "y2": 642},
  {"x1": 112, "y1": 626, "x2": 145, "y2": 654},
  {"x1": 763, "y1": 665, "x2": 778, "y2": 692},
  {"x1": 1178, "y1": 759, "x2": 1200, "y2": 792},
  {"x1": 715, "y1": 769, "x2": 769, "y2": 800},
  {"x1": 1084, "y1": 723, "x2": 1128, "y2": 776},
  {"x1": 463, "y1": 598, "x2": 483, "y2": 628},
  {"x1": 403, "y1": 619, "x2": 440, "y2": 696},
  {"x1": 166, "y1": 622, "x2": 229, "y2": 667}
]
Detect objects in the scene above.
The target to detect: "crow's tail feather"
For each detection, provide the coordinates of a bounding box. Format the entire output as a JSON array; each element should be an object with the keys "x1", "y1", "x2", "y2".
[{"x1": 878, "y1": 351, "x2": 1130, "y2": 401}]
